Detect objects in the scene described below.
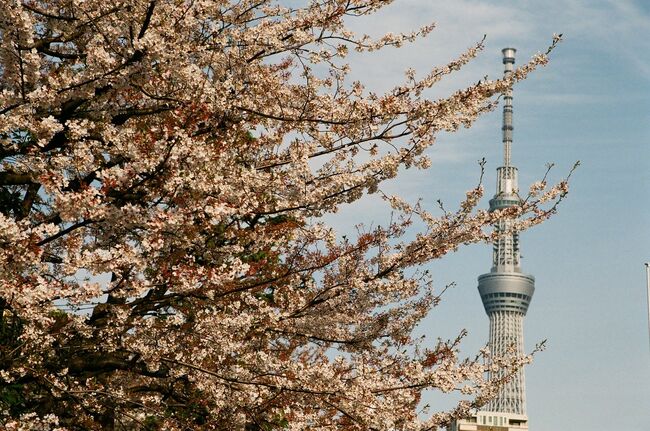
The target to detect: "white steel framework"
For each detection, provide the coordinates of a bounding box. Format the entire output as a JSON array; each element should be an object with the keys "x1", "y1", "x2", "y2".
[{"x1": 486, "y1": 311, "x2": 527, "y2": 414}]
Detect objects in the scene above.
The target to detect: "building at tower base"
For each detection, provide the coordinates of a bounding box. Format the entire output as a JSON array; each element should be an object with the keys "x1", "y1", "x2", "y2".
[{"x1": 449, "y1": 411, "x2": 528, "y2": 431}]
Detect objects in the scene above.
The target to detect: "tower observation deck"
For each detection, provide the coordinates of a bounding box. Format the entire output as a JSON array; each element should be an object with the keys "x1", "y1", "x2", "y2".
[{"x1": 450, "y1": 48, "x2": 533, "y2": 431}]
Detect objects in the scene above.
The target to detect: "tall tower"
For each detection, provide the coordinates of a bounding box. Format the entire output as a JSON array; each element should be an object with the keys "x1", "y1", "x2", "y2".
[
  {"x1": 477, "y1": 46, "x2": 534, "y2": 422},
  {"x1": 450, "y1": 48, "x2": 533, "y2": 431}
]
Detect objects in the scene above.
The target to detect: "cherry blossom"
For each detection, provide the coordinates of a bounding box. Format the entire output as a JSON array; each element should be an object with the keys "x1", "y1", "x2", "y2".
[{"x1": 0, "y1": 1, "x2": 567, "y2": 429}]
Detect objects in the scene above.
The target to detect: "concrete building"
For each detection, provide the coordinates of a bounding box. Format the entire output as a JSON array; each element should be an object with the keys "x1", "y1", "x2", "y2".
[
  {"x1": 450, "y1": 411, "x2": 529, "y2": 430},
  {"x1": 450, "y1": 48, "x2": 533, "y2": 431}
]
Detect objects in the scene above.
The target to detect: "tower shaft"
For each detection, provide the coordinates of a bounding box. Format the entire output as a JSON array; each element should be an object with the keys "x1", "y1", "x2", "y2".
[{"x1": 487, "y1": 311, "x2": 527, "y2": 414}]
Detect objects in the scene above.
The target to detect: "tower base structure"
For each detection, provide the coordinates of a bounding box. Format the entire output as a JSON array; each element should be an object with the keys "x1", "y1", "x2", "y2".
[{"x1": 448, "y1": 411, "x2": 528, "y2": 431}]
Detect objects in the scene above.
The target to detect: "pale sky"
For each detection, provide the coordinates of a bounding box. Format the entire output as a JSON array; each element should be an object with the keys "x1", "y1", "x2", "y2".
[{"x1": 327, "y1": 1, "x2": 650, "y2": 429}]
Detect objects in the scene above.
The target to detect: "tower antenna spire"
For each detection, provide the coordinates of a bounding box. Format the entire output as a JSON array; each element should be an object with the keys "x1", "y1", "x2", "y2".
[
  {"x1": 491, "y1": 47, "x2": 521, "y2": 273},
  {"x1": 502, "y1": 47, "x2": 516, "y2": 167}
]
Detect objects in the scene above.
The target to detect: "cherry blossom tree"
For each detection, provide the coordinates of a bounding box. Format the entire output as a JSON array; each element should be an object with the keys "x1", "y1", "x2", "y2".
[{"x1": 0, "y1": 1, "x2": 567, "y2": 429}]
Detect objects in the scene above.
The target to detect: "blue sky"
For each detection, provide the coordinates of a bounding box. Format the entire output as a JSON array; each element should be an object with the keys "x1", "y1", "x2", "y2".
[{"x1": 327, "y1": 1, "x2": 650, "y2": 429}]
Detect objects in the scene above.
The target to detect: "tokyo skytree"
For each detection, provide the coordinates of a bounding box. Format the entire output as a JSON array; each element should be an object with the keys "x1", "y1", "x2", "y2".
[{"x1": 450, "y1": 48, "x2": 533, "y2": 431}]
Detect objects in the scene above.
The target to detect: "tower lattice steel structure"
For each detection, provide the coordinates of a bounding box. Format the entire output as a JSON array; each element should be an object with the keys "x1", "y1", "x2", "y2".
[{"x1": 477, "y1": 47, "x2": 535, "y2": 417}]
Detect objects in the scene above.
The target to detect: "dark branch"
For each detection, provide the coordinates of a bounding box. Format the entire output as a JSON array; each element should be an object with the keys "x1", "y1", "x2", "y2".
[{"x1": 138, "y1": 1, "x2": 157, "y2": 39}]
